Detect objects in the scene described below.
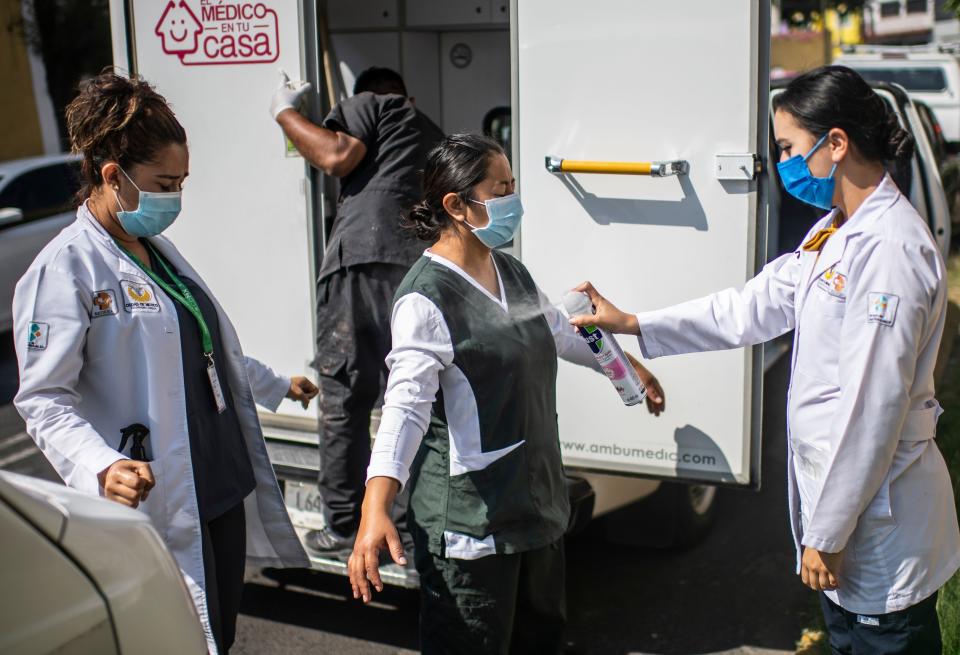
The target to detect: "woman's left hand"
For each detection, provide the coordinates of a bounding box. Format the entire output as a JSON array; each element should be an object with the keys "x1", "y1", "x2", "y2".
[
  {"x1": 626, "y1": 354, "x2": 665, "y2": 416},
  {"x1": 800, "y1": 547, "x2": 843, "y2": 591},
  {"x1": 287, "y1": 376, "x2": 319, "y2": 408}
]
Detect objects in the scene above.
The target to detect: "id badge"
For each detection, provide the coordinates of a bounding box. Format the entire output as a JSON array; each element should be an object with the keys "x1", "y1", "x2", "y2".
[{"x1": 206, "y1": 359, "x2": 227, "y2": 414}]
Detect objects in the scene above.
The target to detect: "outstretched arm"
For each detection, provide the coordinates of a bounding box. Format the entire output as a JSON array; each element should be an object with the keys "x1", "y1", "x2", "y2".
[{"x1": 569, "y1": 250, "x2": 803, "y2": 358}]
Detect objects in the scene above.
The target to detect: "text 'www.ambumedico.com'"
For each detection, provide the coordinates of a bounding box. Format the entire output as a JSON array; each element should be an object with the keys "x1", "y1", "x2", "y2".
[{"x1": 560, "y1": 442, "x2": 720, "y2": 468}]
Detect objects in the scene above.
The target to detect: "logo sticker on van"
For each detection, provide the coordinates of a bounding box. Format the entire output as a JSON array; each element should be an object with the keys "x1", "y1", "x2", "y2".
[{"x1": 155, "y1": 1, "x2": 280, "y2": 67}]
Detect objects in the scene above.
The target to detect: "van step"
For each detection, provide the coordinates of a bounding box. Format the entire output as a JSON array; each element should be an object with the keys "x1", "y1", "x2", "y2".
[{"x1": 294, "y1": 528, "x2": 420, "y2": 589}]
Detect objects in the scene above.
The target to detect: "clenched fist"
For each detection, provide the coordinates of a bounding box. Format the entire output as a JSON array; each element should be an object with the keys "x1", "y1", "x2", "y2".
[
  {"x1": 98, "y1": 459, "x2": 155, "y2": 509},
  {"x1": 287, "y1": 376, "x2": 319, "y2": 409}
]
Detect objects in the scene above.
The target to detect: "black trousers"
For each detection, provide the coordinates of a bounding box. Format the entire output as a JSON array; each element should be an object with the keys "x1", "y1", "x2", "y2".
[
  {"x1": 820, "y1": 591, "x2": 942, "y2": 655},
  {"x1": 415, "y1": 535, "x2": 567, "y2": 655},
  {"x1": 314, "y1": 263, "x2": 410, "y2": 536},
  {"x1": 201, "y1": 500, "x2": 247, "y2": 654}
]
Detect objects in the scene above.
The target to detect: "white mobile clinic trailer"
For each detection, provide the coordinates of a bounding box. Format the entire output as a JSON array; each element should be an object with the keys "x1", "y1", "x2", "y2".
[{"x1": 108, "y1": 0, "x2": 772, "y2": 586}]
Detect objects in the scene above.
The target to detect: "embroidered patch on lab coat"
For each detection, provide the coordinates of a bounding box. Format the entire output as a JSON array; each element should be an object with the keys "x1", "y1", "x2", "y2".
[
  {"x1": 91, "y1": 289, "x2": 118, "y2": 318},
  {"x1": 868, "y1": 292, "x2": 899, "y2": 327},
  {"x1": 27, "y1": 322, "x2": 48, "y2": 350},
  {"x1": 120, "y1": 280, "x2": 161, "y2": 313},
  {"x1": 816, "y1": 267, "x2": 847, "y2": 300}
]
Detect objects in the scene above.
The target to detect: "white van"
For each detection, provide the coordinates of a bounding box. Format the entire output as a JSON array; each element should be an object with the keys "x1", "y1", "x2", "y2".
[
  {"x1": 835, "y1": 47, "x2": 960, "y2": 147},
  {"x1": 108, "y1": 0, "x2": 778, "y2": 586}
]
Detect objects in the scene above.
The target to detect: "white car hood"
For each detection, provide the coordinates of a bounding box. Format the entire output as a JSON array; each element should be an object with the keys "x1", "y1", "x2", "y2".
[{"x1": 0, "y1": 471, "x2": 206, "y2": 653}]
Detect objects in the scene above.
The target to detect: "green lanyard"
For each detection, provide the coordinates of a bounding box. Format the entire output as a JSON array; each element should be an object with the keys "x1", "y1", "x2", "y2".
[{"x1": 120, "y1": 242, "x2": 214, "y2": 358}]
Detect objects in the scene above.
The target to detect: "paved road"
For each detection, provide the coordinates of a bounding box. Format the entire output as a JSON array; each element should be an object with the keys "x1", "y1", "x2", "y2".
[{"x1": 0, "y1": 329, "x2": 809, "y2": 655}]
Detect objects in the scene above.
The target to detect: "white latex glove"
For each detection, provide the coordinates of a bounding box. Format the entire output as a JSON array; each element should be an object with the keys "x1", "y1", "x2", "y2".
[{"x1": 270, "y1": 68, "x2": 312, "y2": 120}]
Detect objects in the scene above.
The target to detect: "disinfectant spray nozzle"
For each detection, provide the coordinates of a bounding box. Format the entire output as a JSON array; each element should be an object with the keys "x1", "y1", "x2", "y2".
[
  {"x1": 562, "y1": 290, "x2": 594, "y2": 320},
  {"x1": 561, "y1": 289, "x2": 646, "y2": 406}
]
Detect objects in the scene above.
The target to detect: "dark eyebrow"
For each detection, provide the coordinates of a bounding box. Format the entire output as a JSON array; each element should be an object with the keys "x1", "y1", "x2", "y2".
[
  {"x1": 156, "y1": 173, "x2": 188, "y2": 180},
  {"x1": 494, "y1": 179, "x2": 515, "y2": 187}
]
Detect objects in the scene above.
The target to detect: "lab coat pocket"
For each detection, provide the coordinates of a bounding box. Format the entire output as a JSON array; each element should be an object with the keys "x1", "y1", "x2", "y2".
[
  {"x1": 862, "y1": 469, "x2": 895, "y2": 524},
  {"x1": 795, "y1": 296, "x2": 845, "y2": 384},
  {"x1": 852, "y1": 475, "x2": 898, "y2": 570},
  {"x1": 139, "y1": 456, "x2": 169, "y2": 529},
  {"x1": 811, "y1": 289, "x2": 847, "y2": 318},
  {"x1": 792, "y1": 439, "x2": 830, "y2": 484}
]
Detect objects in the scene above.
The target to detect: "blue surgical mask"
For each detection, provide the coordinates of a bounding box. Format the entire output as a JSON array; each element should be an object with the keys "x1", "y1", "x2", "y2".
[
  {"x1": 776, "y1": 134, "x2": 838, "y2": 211},
  {"x1": 466, "y1": 193, "x2": 524, "y2": 249},
  {"x1": 114, "y1": 168, "x2": 182, "y2": 237}
]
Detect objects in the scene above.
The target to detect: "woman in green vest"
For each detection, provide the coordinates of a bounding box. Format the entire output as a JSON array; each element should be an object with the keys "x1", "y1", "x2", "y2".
[{"x1": 346, "y1": 134, "x2": 665, "y2": 654}]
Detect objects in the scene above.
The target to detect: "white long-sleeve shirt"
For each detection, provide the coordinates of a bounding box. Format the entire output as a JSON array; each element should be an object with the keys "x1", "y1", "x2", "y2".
[{"x1": 367, "y1": 251, "x2": 600, "y2": 488}]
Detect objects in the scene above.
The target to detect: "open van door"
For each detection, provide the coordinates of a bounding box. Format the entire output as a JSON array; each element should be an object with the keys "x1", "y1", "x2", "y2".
[
  {"x1": 108, "y1": 0, "x2": 322, "y2": 433},
  {"x1": 515, "y1": 0, "x2": 770, "y2": 487}
]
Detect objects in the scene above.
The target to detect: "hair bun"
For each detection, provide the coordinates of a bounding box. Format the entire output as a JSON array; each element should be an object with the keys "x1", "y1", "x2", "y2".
[
  {"x1": 64, "y1": 70, "x2": 186, "y2": 202},
  {"x1": 882, "y1": 112, "x2": 915, "y2": 161},
  {"x1": 67, "y1": 72, "x2": 150, "y2": 156},
  {"x1": 404, "y1": 200, "x2": 444, "y2": 242}
]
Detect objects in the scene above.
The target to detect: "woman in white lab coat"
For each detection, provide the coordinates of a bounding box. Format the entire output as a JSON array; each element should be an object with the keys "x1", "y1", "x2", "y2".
[
  {"x1": 570, "y1": 66, "x2": 960, "y2": 654},
  {"x1": 13, "y1": 72, "x2": 316, "y2": 654}
]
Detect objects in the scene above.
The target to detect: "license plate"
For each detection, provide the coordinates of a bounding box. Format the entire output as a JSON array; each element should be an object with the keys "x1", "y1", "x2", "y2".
[{"x1": 283, "y1": 480, "x2": 326, "y2": 530}]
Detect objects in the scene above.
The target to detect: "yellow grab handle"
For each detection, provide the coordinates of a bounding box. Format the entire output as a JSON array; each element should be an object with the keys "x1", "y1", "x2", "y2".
[
  {"x1": 559, "y1": 160, "x2": 652, "y2": 175},
  {"x1": 545, "y1": 156, "x2": 688, "y2": 177}
]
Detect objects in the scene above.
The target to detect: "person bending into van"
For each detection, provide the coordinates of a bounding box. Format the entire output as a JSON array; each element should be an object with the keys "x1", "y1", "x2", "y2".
[
  {"x1": 346, "y1": 134, "x2": 665, "y2": 654},
  {"x1": 270, "y1": 67, "x2": 445, "y2": 556},
  {"x1": 568, "y1": 66, "x2": 960, "y2": 655}
]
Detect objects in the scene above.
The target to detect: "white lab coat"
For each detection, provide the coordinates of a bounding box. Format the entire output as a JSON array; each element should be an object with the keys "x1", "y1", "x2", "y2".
[
  {"x1": 13, "y1": 204, "x2": 309, "y2": 653},
  {"x1": 637, "y1": 175, "x2": 960, "y2": 614}
]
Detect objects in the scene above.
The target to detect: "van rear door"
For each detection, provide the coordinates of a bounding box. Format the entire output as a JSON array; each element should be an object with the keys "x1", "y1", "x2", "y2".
[
  {"x1": 515, "y1": 0, "x2": 770, "y2": 487},
  {"x1": 109, "y1": 0, "x2": 320, "y2": 427}
]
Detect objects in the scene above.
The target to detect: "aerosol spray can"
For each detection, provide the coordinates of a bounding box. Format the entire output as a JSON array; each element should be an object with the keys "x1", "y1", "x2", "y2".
[{"x1": 562, "y1": 291, "x2": 647, "y2": 406}]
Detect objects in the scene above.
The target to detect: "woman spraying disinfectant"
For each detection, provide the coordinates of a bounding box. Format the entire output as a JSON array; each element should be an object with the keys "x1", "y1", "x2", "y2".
[
  {"x1": 568, "y1": 67, "x2": 960, "y2": 654},
  {"x1": 563, "y1": 290, "x2": 647, "y2": 405}
]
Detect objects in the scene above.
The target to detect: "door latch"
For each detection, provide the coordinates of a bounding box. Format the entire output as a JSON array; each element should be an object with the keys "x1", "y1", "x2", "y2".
[{"x1": 715, "y1": 153, "x2": 762, "y2": 181}]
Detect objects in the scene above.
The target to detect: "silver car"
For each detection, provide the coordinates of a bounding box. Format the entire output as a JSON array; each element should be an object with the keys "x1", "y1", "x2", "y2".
[
  {"x1": 0, "y1": 154, "x2": 82, "y2": 334},
  {"x1": 0, "y1": 469, "x2": 207, "y2": 653}
]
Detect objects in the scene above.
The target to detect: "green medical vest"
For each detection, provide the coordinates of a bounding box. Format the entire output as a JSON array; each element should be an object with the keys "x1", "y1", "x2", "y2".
[{"x1": 398, "y1": 251, "x2": 570, "y2": 557}]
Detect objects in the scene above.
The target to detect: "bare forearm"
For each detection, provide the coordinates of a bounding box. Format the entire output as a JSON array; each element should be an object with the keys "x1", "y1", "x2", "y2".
[
  {"x1": 362, "y1": 476, "x2": 400, "y2": 514},
  {"x1": 276, "y1": 110, "x2": 342, "y2": 174}
]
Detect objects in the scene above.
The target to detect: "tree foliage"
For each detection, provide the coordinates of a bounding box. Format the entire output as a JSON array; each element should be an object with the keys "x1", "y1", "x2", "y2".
[
  {"x1": 19, "y1": 0, "x2": 113, "y2": 148},
  {"x1": 778, "y1": 0, "x2": 868, "y2": 26}
]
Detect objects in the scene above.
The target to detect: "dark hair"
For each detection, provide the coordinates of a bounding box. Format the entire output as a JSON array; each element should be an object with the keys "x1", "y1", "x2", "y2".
[
  {"x1": 406, "y1": 134, "x2": 506, "y2": 242},
  {"x1": 773, "y1": 65, "x2": 914, "y2": 162},
  {"x1": 353, "y1": 67, "x2": 408, "y2": 97},
  {"x1": 65, "y1": 71, "x2": 187, "y2": 200}
]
